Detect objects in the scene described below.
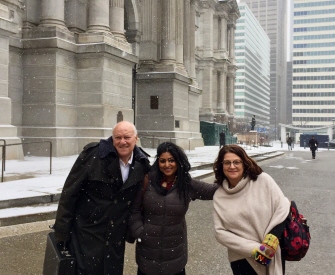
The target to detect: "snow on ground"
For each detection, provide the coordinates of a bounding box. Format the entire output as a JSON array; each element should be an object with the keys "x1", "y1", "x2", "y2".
[
  {"x1": 0, "y1": 141, "x2": 329, "y2": 203},
  {"x1": 1, "y1": 144, "x2": 275, "y2": 180}
]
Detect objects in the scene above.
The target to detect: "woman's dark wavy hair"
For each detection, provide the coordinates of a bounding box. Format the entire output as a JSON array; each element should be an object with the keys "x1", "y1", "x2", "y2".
[
  {"x1": 151, "y1": 142, "x2": 191, "y2": 203},
  {"x1": 213, "y1": 144, "x2": 263, "y2": 186}
]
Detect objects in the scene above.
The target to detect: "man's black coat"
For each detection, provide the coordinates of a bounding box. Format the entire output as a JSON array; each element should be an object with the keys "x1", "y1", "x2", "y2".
[
  {"x1": 53, "y1": 137, "x2": 150, "y2": 275},
  {"x1": 219, "y1": 132, "x2": 226, "y2": 146}
]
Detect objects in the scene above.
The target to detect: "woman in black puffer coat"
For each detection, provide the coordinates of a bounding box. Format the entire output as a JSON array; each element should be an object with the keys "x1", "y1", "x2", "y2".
[{"x1": 129, "y1": 142, "x2": 218, "y2": 275}]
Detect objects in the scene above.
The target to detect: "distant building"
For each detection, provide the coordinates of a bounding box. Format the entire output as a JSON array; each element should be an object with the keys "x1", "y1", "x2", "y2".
[
  {"x1": 286, "y1": 61, "x2": 293, "y2": 125},
  {"x1": 292, "y1": 0, "x2": 335, "y2": 128},
  {"x1": 235, "y1": 3, "x2": 270, "y2": 132},
  {"x1": 195, "y1": 1, "x2": 240, "y2": 125},
  {"x1": 240, "y1": 0, "x2": 288, "y2": 138}
]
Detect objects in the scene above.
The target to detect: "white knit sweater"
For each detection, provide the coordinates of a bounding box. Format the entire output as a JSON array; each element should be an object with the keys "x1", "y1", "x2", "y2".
[{"x1": 213, "y1": 172, "x2": 290, "y2": 275}]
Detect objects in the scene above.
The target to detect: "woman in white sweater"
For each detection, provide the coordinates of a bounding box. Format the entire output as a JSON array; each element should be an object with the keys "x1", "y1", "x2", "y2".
[{"x1": 213, "y1": 145, "x2": 290, "y2": 275}]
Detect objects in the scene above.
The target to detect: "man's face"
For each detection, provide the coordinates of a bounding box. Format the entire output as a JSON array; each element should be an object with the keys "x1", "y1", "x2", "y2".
[{"x1": 113, "y1": 122, "x2": 138, "y2": 162}]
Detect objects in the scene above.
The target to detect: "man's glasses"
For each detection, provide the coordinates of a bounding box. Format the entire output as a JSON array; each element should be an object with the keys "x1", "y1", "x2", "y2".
[{"x1": 223, "y1": 160, "x2": 243, "y2": 167}]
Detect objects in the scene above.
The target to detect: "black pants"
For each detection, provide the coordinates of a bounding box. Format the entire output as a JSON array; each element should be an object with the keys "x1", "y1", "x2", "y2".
[
  {"x1": 311, "y1": 149, "x2": 316, "y2": 158},
  {"x1": 231, "y1": 258, "x2": 286, "y2": 275},
  {"x1": 231, "y1": 259, "x2": 257, "y2": 275},
  {"x1": 138, "y1": 268, "x2": 185, "y2": 275}
]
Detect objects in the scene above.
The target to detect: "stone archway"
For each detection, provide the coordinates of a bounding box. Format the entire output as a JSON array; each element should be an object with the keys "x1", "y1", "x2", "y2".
[{"x1": 125, "y1": 0, "x2": 141, "y2": 55}]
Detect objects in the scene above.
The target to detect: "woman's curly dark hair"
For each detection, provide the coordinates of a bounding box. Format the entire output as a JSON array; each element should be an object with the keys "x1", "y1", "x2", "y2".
[
  {"x1": 151, "y1": 142, "x2": 191, "y2": 203},
  {"x1": 213, "y1": 144, "x2": 263, "y2": 186}
]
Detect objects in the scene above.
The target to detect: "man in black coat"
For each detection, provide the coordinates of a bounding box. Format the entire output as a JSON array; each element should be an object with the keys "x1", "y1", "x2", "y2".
[
  {"x1": 308, "y1": 136, "x2": 318, "y2": 159},
  {"x1": 287, "y1": 136, "x2": 293, "y2": 150},
  {"x1": 219, "y1": 130, "x2": 226, "y2": 148},
  {"x1": 53, "y1": 121, "x2": 151, "y2": 275}
]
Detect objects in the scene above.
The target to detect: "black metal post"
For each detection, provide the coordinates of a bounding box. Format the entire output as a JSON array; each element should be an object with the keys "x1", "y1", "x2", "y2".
[
  {"x1": 1, "y1": 145, "x2": 4, "y2": 182},
  {"x1": 0, "y1": 139, "x2": 6, "y2": 171}
]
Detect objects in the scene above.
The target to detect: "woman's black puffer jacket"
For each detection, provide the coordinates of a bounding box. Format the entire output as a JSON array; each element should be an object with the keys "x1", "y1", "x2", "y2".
[{"x1": 129, "y1": 176, "x2": 218, "y2": 275}]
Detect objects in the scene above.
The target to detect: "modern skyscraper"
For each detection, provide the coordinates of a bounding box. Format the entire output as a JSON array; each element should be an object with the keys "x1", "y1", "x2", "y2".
[
  {"x1": 286, "y1": 61, "x2": 293, "y2": 125},
  {"x1": 235, "y1": 3, "x2": 270, "y2": 131},
  {"x1": 292, "y1": 0, "x2": 335, "y2": 128},
  {"x1": 240, "y1": 0, "x2": 288, "y2": 139}
]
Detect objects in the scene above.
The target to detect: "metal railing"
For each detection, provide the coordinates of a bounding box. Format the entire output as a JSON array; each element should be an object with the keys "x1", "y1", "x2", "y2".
[
  {"x1": 1, "y1": 141, "x2": 52, "y2": 182},
  {"x1": 0, "y1": 139, "x2": 6, "y2": 172}
]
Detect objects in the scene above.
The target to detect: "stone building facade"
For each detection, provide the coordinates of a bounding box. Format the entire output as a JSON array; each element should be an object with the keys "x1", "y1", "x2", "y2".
[
  {"x1": 195, "y1": 0, "x2": 239, "y2": 126},
  {"x1": 0, "y1": 0, "x2": 239, "y2": 157}
]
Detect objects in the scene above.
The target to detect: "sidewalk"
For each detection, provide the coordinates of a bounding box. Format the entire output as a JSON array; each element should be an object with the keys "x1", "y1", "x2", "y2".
[{"x1": 0, "y1": 143, "x2": 286, "y2": 227}]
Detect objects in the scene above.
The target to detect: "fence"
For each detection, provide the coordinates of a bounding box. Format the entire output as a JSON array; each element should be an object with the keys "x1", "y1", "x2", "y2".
[
  {"x1": 0, "y1": 139, "x2": 6, "y2": 172},
  {"x1": 1, "y1": 141, "x2": 52, "y2": 182}
]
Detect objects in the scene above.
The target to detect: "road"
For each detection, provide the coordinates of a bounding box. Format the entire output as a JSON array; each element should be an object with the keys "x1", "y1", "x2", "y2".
[{"x1": 0, "y1": 149, "x2": 334, "y2": 274}]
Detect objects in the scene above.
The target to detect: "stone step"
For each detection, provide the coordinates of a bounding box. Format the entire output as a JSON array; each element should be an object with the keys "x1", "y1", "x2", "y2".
[
  {"x1": 0, "y1": 203, "x2": 58, "y2": 227},
  {"x1": 0, "y1": 194, "x2": 60, "y2": 210}
]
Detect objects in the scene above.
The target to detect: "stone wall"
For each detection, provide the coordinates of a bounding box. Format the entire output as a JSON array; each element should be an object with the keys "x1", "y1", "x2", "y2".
[{"x1": 0, "y1": 0, "x2": 239, "y2": 157}]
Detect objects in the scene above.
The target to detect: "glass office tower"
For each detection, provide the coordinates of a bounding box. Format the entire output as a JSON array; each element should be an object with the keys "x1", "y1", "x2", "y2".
[
  {"x1": 240, "y1": 0, "x2": 288, "y2": 138},
  {"x1": 292, "y1": 0, "x2": 335, "y2": 128},
  {"x1": 235, "y1": 3, "x2": 270, "y2": 131}
]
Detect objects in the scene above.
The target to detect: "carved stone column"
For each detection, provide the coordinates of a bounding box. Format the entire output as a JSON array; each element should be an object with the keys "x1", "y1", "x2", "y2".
[
  {"x1": 227, "y1": 74, "x2": 235, "y2": 114},
  {"x1": 87, "y1": 0, "x2": 110, "y2": 33},
  {"x1": 40, "y1": 0, "x2": 66, "y2": 28},
  {"x1": 183, "y1": 0, "x2": 191, "y2": 75},
  {"x1": 202, "y1": 3, "x2": 214, "y2": 57},
  {"x1": 176, "y1": 0, "x2": 184, "y2": 67},
  {"x1": 161, "y1": 0, "x2": 176, "y2": 62},
  {"x1": 217, "y1": 71, "x2": 227, "y2": 112},
  {"x1": 220, "y1": 16, "x2": 228, "y2": 50},
  {"x1": 189, "y1": 0, "x2": 196, "y2": 80},
  {"x1": 228, "y1": 23, "x2": 235, "y2": 58},
  {"x1": 110, "y1": 0, "x2": 125, "y2": 39}
]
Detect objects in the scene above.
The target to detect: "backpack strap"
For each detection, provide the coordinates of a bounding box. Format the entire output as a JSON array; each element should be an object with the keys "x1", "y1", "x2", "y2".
[{"x1": 290, "y1": 200, "x2": 299, "y2": 220}]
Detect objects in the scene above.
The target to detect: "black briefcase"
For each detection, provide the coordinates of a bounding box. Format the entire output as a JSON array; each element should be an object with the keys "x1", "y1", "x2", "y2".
[{"x1": 43, "y1": 231, "x2": 76, "y2": 275}]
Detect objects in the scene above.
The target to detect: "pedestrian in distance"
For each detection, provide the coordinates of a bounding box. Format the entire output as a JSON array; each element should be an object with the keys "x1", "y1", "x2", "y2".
[
  {"x1": 129, "y1": 142, "x2": 218, "y2": 275},
  {"x1": 219, "y1": 130, "x2": 226, "y2": 148},
  {"x1": 212, "y1": 145, "x2": 290, "y2": 275},
  {"x1": 308, "y1": 135, "x2": 318, "y2": 159},
  {"x1": 287, "y1": 136, "x2": 293, "y2": 151},
  {"x1": 53, "y1": 121, "x2": 151, "y2": 275}
]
